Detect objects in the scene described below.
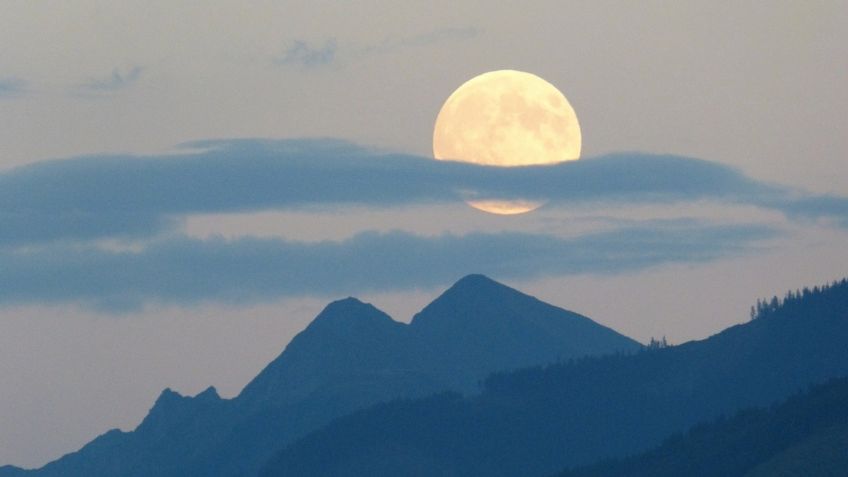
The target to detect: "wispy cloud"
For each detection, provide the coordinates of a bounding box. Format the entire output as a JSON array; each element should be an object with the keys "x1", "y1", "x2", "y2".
[
  {"x1": 0, "y1": 138, "x2": 844, "y2": 247},
  {"x1": 275, "y1": 40, "x2": 337, "y2": 68},
  {"x1": 0, "y1": 77, "x2": 27, "y2": 98},
  {"x1": 0, "y1": 222, "x2": 776, "y2": 311},
  {"x1": 774, "y1": 195, "x2": 848, "y2": 228},
  {"x1": 275, "y1": 27, "x2": 478, "y2": 69},
  {"x1": 358, "y1": 27, "x2": 479, "y2": 56},
  {"x1": 74, "y1": 66, "x2": 143, "y2": 96}
]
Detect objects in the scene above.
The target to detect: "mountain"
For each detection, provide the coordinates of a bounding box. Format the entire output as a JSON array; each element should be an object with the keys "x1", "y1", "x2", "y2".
[
  {"x1": 238, "y1": 297, "x2": 424, "y2": 408},
  {"x1": 14, "y1": 387, "x2": 234, "y2": 477},
  {"x1": 558, "y1": 377, "x2": 848, "y2": 477},
  {"x1": 410, "y1": 274, "x2": 641, "y2": 393},
  {"x1": 261, "y1": 278, "x2": 848, "y2": 477},
  {"x1": 3, "y1": 275, "x2": 639, "y2": 477}
]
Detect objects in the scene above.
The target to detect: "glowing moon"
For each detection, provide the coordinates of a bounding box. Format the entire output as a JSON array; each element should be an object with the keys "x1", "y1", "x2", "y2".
[{"x1": 433, "y1": 70, "x2": 581, "y2": 214}]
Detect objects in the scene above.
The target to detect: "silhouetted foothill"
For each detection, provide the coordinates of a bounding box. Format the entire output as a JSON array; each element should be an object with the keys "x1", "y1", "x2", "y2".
[{"x1": 558, "y1": 377, "x2": 848, "y2": 477}]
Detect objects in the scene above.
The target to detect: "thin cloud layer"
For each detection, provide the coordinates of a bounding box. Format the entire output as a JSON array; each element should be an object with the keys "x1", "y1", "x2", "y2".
[
  {"x1": 775, "y1": 195, "x2": 848, "y2": 228},
  {"x1": 74, "y1": 66, "x2": 143, "y2": 96},
  {"x1": 276, "y1": 40, "x2": 337, "y2": 68},
  {"x1": 358, "y1": 27, "x2": 479, "y2": 56},
  {"x1": 3, "y1": 138, "x2": 839, "y2": 247},
  {"x1": 277, "y1": 28, "x2": 478, "y2": 69},
  {"x1": 0, "y1": 77, "x2": 26, "y2": 98},
  {"x1": 0, "y1": 222, "x2": 775, "y2": 310}
]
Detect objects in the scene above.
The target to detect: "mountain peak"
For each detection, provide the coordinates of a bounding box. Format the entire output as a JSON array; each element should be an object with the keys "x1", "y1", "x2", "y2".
[
  {"x1": 138, "y1": 386, "x2": 224, "y2": 436},
  {"x1": 411, "y1": 274, "x2": 529, "y2": 327},
  {"x1": 430, "y1": 274, "x2": 519, "y2": 307},
  {"x1": 149, "y1": 386, "x2": 221, "y2": 410},
  {"x1": 237, "y1": 296, "x2": 408, "y2": 404},
  {"x1": 154, "y1": 387, "x2": 183, "y2": 406},
  {"x1": 322, "y1": 296, "x2": 369, "y2": 312},
  {"x1": 306, "y1": 297, "x2": 395, "y2": 333},
  {"x1": 195, "y1": 386, "x2": 220, "y2": 401},
  {"x1": 409, "y1": 274, "x2": 640, "y2": 387},
  {"x1": 334, "y1": 296, "x2": 362, "y2": 304},
  {"x1": 450, "y1": 273, "x2": 504, "y2": 291}
]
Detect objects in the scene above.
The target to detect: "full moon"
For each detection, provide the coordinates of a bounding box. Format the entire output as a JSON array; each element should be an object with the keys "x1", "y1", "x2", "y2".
[{"x1": 433, "y1": 70, "x2": 581, "y2": 214}]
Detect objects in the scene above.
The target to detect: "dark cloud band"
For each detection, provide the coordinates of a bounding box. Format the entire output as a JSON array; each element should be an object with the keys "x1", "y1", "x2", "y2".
[
  {"x1": 1, "y1": 138, "x2": 835, "y2": 246},
  {"x1": 0, "y1": 222, "x2": 775, "y2": 310}
]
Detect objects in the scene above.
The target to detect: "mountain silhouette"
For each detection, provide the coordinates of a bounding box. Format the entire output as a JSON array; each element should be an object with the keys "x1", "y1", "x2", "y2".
[
  {"x1": 0, "y1": 274, "x2": 639, "y2": 477},
  {"x1": 239, "y1": 297, "x2": 425, "y2": 409},
  {"x1": 558, "y1": 376, "x2": 848, "y2": 477},
  {"x1": 261, "y1": 278, "x2": 848, "y2": 477},
  {"x1": 411, "y1": 274, "x2": 638, "y2": 393}
]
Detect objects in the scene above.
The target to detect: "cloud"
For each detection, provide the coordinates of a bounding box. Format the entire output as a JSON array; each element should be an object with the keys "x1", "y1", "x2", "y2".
[
  {"x1": 276, "y1": 40, "x2": 338, "y2": 67},
  {"x1": 0, "y1": 221, "x2": 776, "y2": 311},
  {"x1": 771, "y1": 195, "x2": 848, "y2": 228},
  {"x1": 75, "y1": 66, "x2": 143, "y2": 95},
  {"x1": 6, "y1": 137, "x2": 837, "y2": 310},
  {"x1": 0, "y1": 77, "x2": 26, "y2": 98},
  {"x1": 276, "y1": 27, "x2": 477, "y2": 68},
  {"x1": 358, "y1": 27, "x2": 479, "y2": 56},
  {"x1": 1, "y1": 138, "x2": 844, "y2": 247}
]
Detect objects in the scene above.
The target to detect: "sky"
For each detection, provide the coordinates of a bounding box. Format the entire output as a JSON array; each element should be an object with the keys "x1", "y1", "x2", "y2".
[{"x1": 1, "y1": 0, "x2": 847, "y2": 468}]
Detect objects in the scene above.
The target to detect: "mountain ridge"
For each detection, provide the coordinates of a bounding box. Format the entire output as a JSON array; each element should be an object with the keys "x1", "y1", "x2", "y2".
[
  {"x1": 2, "y1": 274, "x2": 640, "y2": 477},
  {"x1": 411, "y1": 273, "x2": 632, "y2": 392},
  {"x1": 262, "y1": 277, "x2": 848, "y2": 476}
]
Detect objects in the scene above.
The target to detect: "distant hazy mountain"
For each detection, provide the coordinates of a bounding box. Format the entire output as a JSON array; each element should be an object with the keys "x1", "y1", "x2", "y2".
[
  {"x1": 262, "y1": 278, "x2": 848, "y2": 477},
  {"x1": 1, "y1": 274, "x2": 638, "y2": 477},
  {"x1": 558, "y1": 376, "x2": 848, "y2": 477}
]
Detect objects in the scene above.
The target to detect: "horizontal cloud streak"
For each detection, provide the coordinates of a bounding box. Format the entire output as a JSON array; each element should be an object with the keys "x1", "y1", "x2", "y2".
[
  {"x1": 0, "y1": 77, "x2": 26, "y2": 97},
  {"x1": 2, "y1": 138, "x2": 831, "y2": 246},
  {"x1": 74, "y1": 66, "x2": 143, "y2": 96},
  {"x1": 276, "y1": 40, "x2": 337, "y2": 67},
  {"x1": 277, "y1": 28, "x2": 478, "y2": 68},
  {"x1": 773, "y1": 195, "x2": 848, "y2": 228},
  {"x1": 0, "y1": 222, "x2": 775, "y2": 310},
  {"x1": 358, "y1": 27, "x2": 479, "y2": 56}
]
